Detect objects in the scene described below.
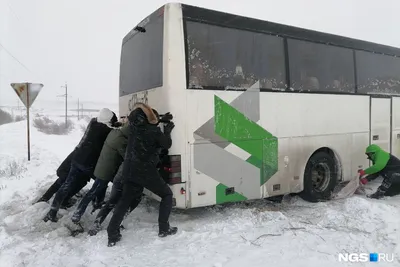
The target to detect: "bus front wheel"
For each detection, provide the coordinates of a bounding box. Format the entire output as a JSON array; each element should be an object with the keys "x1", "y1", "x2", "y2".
[{"x1": 300, "y1": 151, "x2": 338, "y2": 203}]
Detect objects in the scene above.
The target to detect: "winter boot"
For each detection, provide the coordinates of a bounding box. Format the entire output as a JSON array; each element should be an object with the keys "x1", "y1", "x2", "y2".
[
  {"x1": 34, "y1": 196, "x2": 49, "y2": 205},
  {"x1": 71, "y1": 212, "x2": 82, "y2": 223},
  {"x1": 91, "y1": 200, "x2": 105, "y2": 214},
  {"x1": 60, "y1": 198, "x2": 77, "y2": 209},
  {"x1": 158, "y1": 226, "x2": 178, "y2": 237},
  {"x1": 107, "y1": 233, "x2": 122, "y2": 247},
  {"x1": 88, "y1": 220, "x2": 101, "y2": 236},
  {"x1": 43, "y1": 209, "x2": 58, "y2": 223}
]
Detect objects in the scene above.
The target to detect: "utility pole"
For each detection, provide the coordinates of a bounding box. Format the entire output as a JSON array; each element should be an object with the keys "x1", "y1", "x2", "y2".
[
  {"x1": 26, "y1": 83, "x2": 30, "y2": 160},
  {"x1": 77, "y1": 98, "x2": 80, "y2": 120},
  {"x1": 17, "y1": 99, "x2": 21, "y2": 116},
  {"x1": 64, "y1": 82, "x2": 67, "y2": 126},
  {"x1": 58, "y1": 82, "x2": 68, "y2": 128}
]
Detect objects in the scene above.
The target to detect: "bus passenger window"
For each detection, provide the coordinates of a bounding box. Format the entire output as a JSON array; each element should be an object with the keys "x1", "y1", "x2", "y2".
[
  {"x1": 356, "y1": 51, "x2": 400, "y2": 95},
  {"x1": 287, "y1": 39, "x2": 355, "y2": 93},
  {"x1": 185, "y1": 21, "x2": 287, "y2": 90}
]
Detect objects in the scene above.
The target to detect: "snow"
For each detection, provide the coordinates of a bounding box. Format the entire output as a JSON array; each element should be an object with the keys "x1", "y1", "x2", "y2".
[{"x1": 1, "y1": 117, "x2": 400, "y2": 267}]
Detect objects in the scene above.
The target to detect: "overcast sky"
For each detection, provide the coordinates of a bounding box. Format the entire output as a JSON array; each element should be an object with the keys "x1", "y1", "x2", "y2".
[{"x1": 1, "y1": 0, "x2": 400, "y2": 107}]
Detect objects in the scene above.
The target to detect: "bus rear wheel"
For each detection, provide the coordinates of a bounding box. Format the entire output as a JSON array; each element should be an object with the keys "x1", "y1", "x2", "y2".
[{"x1": 300, "y1": 151, "x2": 338, "y2": 203}]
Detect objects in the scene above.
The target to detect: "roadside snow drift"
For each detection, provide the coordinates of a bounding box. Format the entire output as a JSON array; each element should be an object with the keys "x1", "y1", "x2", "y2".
[{"x1": 0, "y1": 118, "x2": 399, "y2": 267}]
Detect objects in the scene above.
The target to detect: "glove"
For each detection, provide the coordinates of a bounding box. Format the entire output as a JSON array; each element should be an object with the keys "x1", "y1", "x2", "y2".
[
  {"x1": 358, "y1": 169, "x2": 366, "y2": 177},
  {"x1": 164, "y1": 122, "x2": 175, "y2": 135},
  {"x1": 360, "y1": 177, "x2": 368, "y2": 185},
  {"x1": 160, "y1": 112, "x2": 173, "y2": 123}
]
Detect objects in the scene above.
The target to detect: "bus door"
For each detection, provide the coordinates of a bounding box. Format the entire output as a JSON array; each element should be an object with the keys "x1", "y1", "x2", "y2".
[
  {"x1": 391, "y1": 97, "x2": 400, "y2": 158},
  {"x1": 370, "y1": 96, "x2": 392, "y2": 152}
]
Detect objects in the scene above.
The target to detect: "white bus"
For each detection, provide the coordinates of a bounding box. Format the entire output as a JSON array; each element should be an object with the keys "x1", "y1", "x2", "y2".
[{"x1": 119, "y1": 2, "x2": 400, "y2": 209}]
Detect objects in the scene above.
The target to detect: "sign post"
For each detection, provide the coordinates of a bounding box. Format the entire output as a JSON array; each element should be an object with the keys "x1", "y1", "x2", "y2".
[{"x1": 10, "y1": 83, "x2": 44, "y2": 161}]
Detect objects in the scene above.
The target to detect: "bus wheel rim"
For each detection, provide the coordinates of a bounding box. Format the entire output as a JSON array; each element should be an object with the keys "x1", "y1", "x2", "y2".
[{"x1": 311, "y1": 163, "x2": 330, "y2": 192}]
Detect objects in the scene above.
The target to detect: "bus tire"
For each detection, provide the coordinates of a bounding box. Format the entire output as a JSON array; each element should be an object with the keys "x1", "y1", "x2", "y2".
[{"x1": 300, "y1": 151, "x2": 338, "y2": 203}]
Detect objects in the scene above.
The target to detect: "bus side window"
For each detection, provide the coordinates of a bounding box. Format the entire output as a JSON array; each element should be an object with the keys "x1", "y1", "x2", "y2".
[
  {"x1": 287, "y1": 39, "x2": 355, "y2": 93},
  {"x1": 306, "y1": 77, "x2": 320, "y2": 91},
  {"x1": 356, "y1": 50, "x2": 400, "y2": 95},
  {"x1": 185, "y1": 21, "x2": 287, "y2": 90}
]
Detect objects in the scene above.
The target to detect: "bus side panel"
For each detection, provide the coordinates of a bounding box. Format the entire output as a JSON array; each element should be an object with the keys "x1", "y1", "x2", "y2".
[
  {"x1": 258, "y1": 93, "x2": 370, "y2": 196},
  {"x1": 186, "y1": 89, "x2": 370, "y2": 207},
  {"x1": 275, "y1": 133, "x2": 369, "y2": 196},
  {"x1": 187, "y1": 90, "x2": 259, "y2": 207}
]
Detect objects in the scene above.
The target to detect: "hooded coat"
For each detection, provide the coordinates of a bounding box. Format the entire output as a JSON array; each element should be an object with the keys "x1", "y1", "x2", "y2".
[
  {"x1": 72, "y1": 108, "x2": 117, "y2": 171},
  {"x1": 122, "y1": 103, "x2": 172, "y2": 183},
  {"x1": 94, "y1": 124, "x2": 129, "y2": 181},
  {"x1": 364, "y1": 144, "x2": 400, "y2": 196},
  {"x1": 364, "y1": 144, "x2": 400, "y2": 177}
]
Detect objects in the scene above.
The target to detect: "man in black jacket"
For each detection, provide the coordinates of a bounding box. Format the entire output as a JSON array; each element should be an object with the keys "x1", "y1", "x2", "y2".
[
  {"x1": 106, "y1": 103, "x2": 176, "y2": 247},
  {"x1": 88, "y1": 163, "x2": 141, "y2": 236},
  {"x1": 35, "y1": 149, "x2": 91, "y2": 208},
  {"x1": 88, "y1": 112, "x2": 172, "y2": 236},
  {"x1": 71, "y1": 122, "x2": 129, "y2": 223},
  {"x1": 43, "y1": 108, "x2": 118, "y2": 222}
]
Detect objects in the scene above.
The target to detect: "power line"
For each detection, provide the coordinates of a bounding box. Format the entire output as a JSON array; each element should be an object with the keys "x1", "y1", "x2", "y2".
[
  {"x1": 7, "y1": 3, "x2": 22, "y2": 23},
  {"x1": 1, "y1": 2, "x2": 37, "y2": 78},
  {"x1": 7, "y1": 2, "x2": 33, "y2": 34},
  {"x1": 0, "y1": 42, "x2": 35, "y2": 76}
]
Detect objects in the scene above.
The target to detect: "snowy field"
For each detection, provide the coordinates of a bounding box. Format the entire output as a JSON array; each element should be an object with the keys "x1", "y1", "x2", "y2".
[{"x1": 1, "y1": 117, "x2": 400, "y2": 267}]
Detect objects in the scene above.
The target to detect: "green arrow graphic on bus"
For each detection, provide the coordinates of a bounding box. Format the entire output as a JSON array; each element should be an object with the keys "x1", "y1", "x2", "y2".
[
  {"x1": 214, "y1": 95, "x2": 278, "y2": 185},
  {"x1": 193, "y1": 81, "x2": 279, "y2": 203}
]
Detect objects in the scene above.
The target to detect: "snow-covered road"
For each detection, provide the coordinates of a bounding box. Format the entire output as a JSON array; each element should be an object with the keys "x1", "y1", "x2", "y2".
[{"x1": 0, "y1": 118, "x2": 399, "y2": 267}]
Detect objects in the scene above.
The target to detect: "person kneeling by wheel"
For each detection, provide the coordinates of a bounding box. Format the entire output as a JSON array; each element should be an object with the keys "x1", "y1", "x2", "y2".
[{"x1": 359, "y1": 144, "x2": 400, "y2": 199}]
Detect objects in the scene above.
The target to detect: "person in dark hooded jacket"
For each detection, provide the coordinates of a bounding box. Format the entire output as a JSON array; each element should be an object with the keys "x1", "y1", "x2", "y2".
[
  {"x1": 35, "y1": 148, "x2": 92, "y2": 208},
  {"x1": 43, "y1": 108, "x2": 118, "y2": 222},
  {"x1": 88, "y1": 109, "x2": 173, "y2": 236},
  {"x1": 71, "y1": 122, "x2": 130, "y2": 223},
  {"x1": 106, "y1": 103, "x2": 176, "y2": 247},
  {"x1": 359, "y1": 144, "x2": 400, "y2": 199},
  {"x1": 88, "y1": 162, "x2": 141, "y2": 236}
]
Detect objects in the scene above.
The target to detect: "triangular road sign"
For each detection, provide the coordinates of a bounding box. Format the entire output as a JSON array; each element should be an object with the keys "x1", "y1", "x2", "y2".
[{"x1": 11, "y1": 83, "x2": 44, "y2": 108}]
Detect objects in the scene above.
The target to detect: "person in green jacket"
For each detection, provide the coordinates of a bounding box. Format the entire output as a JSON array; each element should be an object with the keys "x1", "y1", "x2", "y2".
[
  {"x1": 87, "y1": 109, "x2": 173, "y2": 236},
  {"x1": 359, "y1": 144, "x2": 400, "y2": 199},
  {"x1": 71, "y1": 123, "x2": 129, "y2": 223}
]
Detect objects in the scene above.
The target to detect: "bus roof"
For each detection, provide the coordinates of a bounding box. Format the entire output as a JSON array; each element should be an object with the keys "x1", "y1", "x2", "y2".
[{"x1": 180, "y1": 3, "x2": 400, "y2": 57}]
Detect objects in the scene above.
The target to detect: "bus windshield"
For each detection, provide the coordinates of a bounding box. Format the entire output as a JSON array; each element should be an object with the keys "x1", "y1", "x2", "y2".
[{"x1": 119, "y1": 12, "x2": 164, "y2": 97}]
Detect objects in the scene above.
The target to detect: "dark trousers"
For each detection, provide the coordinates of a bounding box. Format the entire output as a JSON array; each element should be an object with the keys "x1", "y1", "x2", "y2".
[
  {"x1": 40, "y1": 175, "x2": 89, "y2": 205},
  {"x1": 384, "y1": 183, "x2": 400, "y2": 196},
  {"x1": 95, "y1": 185, "x2": 107, "y2": 205},
  {"x1": 73, "y1": 178, "x2": 109, "y2": 218},
  {"x1": 50, "y1": 161, "x2": 93, "y2": 213},
  {"x1": 377, "y1": 172, "x2": 400, "y2": 196},
  {"x1": 40, "y1": 149, "x2": 89, "y2": 205},
  {"x1": 107, "y1": 173, "x2": 173, "y2": 241},
  {"x1": 95, "y1": 167, "x2": 141, "y2": 225}
]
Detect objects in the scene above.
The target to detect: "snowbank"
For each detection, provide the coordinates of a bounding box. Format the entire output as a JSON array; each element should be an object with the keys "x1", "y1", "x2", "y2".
[{"x1": 0, "y1": 119, "x2": 399, "y2": 267}]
